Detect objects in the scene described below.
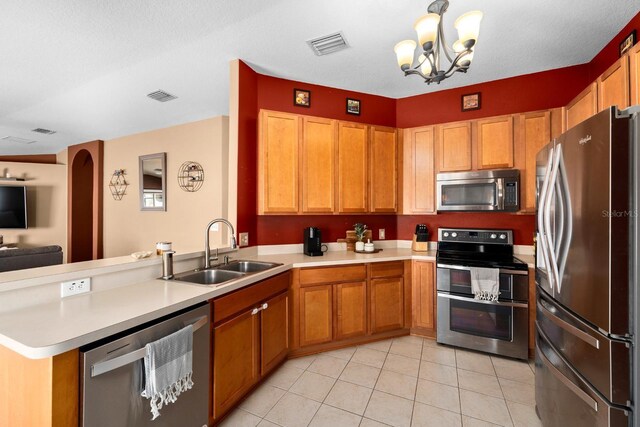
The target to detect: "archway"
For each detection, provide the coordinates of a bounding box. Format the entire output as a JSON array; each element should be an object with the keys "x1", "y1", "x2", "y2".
[{"x1": 70, "y1": 150, "x2": 94, "y2": 262}]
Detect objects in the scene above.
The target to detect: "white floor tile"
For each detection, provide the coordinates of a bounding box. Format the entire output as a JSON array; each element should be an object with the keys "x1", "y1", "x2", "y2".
[
  {"x1": 219, "y1": 408, "x2": 261, "y2": 427},
  {"x1": 422, "y1": 346, "x2": 456, "y2": 367},
  {"x1": 362, "y1": 339, "x2": 393, "y2": 353},
  {"x1": 412, "y1": 402, "x2": 462, "y2": 427},
  {"x1": 264, "y1": 392, "x2": 321, "y2": 427},
  {"x1": 498, "y1": 378, "x2": 535, "y2": 406},
  {"x1": 289, "y1": 370, "x2": 337, "y2": 402},
  {"x1": 324, "y1": 380, "x2": 373, "y2": 415},
  {"x1": 419, "y1": 360, "x2": 458, "y2": 387},
  {"x1": 491, "y1": 357, "x2": 535, "y2": 385},
  {"x1": 389, "y1": 340, "x2": 423, "y2": 359},
  {"x1": 459, "y1": 389, "x2": 513, "y2": 427},
  {"x1": 239, "y1": 383, "x2": 286, "y2": 417},
  {"x1": 364, "y1": 391, "x2": 414, "y2": 427},
  {"x1": 415, "y1": 379, "x2": 461, "y2": 413},
  {"x1": 265, "y1": 365, "x2": 305, "y2": 390},
  {"x1": 374, "y1": 369, "x2": 418, "y2": 400},
  {"x1": 323, "y1": 346, "x2": 357, "y2": 361},
  {"x1": 352, "y1": 347, "x2": 388, "y2": 368},
  {"x1": 308, "y1": 404, "x2": 362, "y2": 427},
  {"x1": 286, "y1": 354, "x2": 317, "y2": 370},
  {"x1": 506, "y1": 401, "x2": 542, "y2": 427},
  {"x1": 383, "y1": 353, "x2": 420, "y2": 377},
  {"x1": 307, "y1": 355, "x2": 349, "y2": 378},
  {"x1": 457, "y1": 369, "x2": 503, "y2": 398},
  {"x1": 456, "y1": 350, "x2": 496, "y2": 376},
  {"x1": 339, "y1": 361, "x2": 381, "y2": 388},
  {"x1": 462, "y1": 416, "x2": 502, "y2": 426}
]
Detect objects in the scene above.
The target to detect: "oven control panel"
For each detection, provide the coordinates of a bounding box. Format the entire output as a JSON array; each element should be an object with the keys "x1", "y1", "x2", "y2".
[{"x1": 438, "y1": 228, "x2": 513, "y2": 245}]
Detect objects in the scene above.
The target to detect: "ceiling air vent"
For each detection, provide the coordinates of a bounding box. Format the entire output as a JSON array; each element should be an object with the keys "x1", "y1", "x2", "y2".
[
  {"x1": 307, "y1": 32, "x2": 349, "y2": 56},
  {"x1": 147, "y1": 90, "x2": 178, "y2": 102},
  {"x1": 32, "y1": 128, "x2": 56, "y2": 135},
  {"x1": 1, "y1": 136, "x2": 36, "y2": 144}
]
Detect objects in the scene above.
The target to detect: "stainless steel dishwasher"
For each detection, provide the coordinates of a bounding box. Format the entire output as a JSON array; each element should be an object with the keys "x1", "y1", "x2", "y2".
[{"x1": 80, "y1": 303, "x2": 210, "y2": 427}]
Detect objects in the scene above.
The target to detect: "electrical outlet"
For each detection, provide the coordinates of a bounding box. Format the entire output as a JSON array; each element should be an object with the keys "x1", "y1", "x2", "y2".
[
  {"x1": 239, "y1": 232, "x2": 249, "y2": 247},
  {"x1": 379, "y1": 228, "x2": 386, "y2": 240},
  {"x1": 61, "y1": 278, "x2": 91, "y2": 298}
]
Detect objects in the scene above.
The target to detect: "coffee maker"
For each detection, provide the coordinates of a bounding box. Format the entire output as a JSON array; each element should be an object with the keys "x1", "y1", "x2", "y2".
[{"x1": 303, "y1": 227, "x2": 324, "y2": 256}]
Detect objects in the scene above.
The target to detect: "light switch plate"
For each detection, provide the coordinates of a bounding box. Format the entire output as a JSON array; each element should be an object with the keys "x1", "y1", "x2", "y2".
[
  {"x1": 239, "y1": 232, "x2": 249, "y2": 247},
  {"x1": 379, "y1": 229, "x2": 386, "y2": 240},
  {"x1": 61, "y1": 278, "x2": 91, "y2": 298}
]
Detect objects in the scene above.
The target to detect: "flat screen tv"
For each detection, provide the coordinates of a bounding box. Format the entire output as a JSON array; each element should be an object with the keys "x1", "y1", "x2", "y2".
[{"x1": 0, "y1": 186, "x2": 27, "y2": 229}]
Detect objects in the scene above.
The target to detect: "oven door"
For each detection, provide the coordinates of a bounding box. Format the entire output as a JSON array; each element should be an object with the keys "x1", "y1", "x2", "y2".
[
  {"x1": 437, "y1": 265, "x2": 529, "y2": 302},
  {"x1": 437, "y1": 178, "x2": 503, "y2": 211},
  {"x1": 437, "y1": 293, "x2": 529, "y2": 360}
]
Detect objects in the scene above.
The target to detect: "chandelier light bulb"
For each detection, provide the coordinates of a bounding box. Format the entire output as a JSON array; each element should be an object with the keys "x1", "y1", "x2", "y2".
[
  {"x1": 394, "y1": 40, "x2": 417, "y2": 70},
  {"x1": 418, "y1": 54, "x2": 432, "y2": 75},
  {"x1": 453, "y1": 40, "x2": 474, "y2": 65},
  {"x1": 414, "y1": 13, "x2": 441, "y2": 51},
  {"x1": 454, "y1": 11, "x2": 483, "y2": 47}
]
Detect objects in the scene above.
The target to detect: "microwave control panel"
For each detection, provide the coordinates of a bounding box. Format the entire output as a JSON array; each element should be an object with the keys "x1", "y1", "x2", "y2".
[{"x1": 504, "y1": 181, "x2": 518, "y2": 207}]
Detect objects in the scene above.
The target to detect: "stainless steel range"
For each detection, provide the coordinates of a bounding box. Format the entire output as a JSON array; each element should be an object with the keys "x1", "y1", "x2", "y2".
[{"x1": 436, "y1": 228, "x2": 529, "y2": 359}]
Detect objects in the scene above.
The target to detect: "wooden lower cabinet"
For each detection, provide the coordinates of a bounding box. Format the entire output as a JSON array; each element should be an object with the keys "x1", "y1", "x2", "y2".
[
  {"x1": 411, "y1": 261, "x2": 436, "y2": 337},
  {"x1": 370, "y1": 277, "x2": 404, "y2": 334},
  {"x1": 335, "y1": 281, "x2": 367, "y2": 340},
  {"x1": 299, "y1": 285, "x2": 333, "y2": 347},
  {"x1": 213, "y1": 308, "x2": 260, "y2": 420},
  {"x1": 211, "y1": 271, "x2": 290, "y2": 424},
  {"x1": 261, "y1": 291, "x2": 290, "y2": 376}
]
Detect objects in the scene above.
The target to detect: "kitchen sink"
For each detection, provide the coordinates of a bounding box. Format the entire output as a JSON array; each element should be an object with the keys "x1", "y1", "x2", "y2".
[
  {"x1": 172, "y1": 269, "x2": 245, "y2": 286},
  {"x1": 170, "y1": 260, "x2": 282, "y2": 286},
  {"x1": 217, "y1": 260, "x2": 282, "y2": 273}
]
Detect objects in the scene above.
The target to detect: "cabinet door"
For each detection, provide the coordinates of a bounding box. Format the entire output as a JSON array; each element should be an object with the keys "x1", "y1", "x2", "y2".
[
  {"x1": 437, "y1": 122, "x2": 472, "y2": 172},
  {"x1": 520, "y1": 111, "x2": 551, "y2": 212},
  {"x1": 337, "y1": 122, "x2": 368, "y2": 213},
  {"x1": 300, "y1": 285, "x2": 333, "y2": 346},
  {"x1": 566, "y1": 83, "x2": 597, "y2": 130},
  {"x1": 403, "y1": 126, "x2": 435, "y2": 214},
  {"x1": 334, "y1": 281, "x2": 367, "y2": 340},
  {"x1": 302, "y1": 117, "x2": 336, "y2": 213},
  {"x1": 261, "y1": 291, "x2": 289, "y2": 376},
  {"x1": 213, "y1": 308, "x2": 260, "y2": 420},
  {"x1": 631, "y1": 43, "x2": 640, "y2": 106},
  {"x1": 412, "y1": 261, "x2": 436, "y2": 335},
  {"x1": 369, "y1": 126, "x2": 397, "y2": 212},
  {"x1": 259, "y1": 110, "x2": 300, "y2": 214},
  {"x1": 476, "y1": 116, "x2": 514, "y2": 169},
  {"x1": 370, "y1": 277, "x2": 404, "y2": 334},
  {"x1": 597, "y1": 55, "x2": 630, "y2": 112}
]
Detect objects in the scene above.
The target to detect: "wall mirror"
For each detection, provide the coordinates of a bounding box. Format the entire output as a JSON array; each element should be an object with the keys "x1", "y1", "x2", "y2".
[{"x1": 139, "y1": 153, "x2": 167, "y2": 211}]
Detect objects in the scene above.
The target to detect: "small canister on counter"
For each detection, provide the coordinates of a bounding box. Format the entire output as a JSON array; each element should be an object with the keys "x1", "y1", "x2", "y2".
[{"x1": 156, "y1": 241, "x2": 172, "y2": 255}]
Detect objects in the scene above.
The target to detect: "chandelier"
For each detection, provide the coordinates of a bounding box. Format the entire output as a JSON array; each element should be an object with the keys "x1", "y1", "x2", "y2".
[{"x1": 394, "y1": 0, "x2": 482, "y2": 84}]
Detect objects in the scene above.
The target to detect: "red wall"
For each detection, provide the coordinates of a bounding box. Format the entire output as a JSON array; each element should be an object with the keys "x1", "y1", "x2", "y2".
[{"x1": 237, "y1": 12, "x2": 640, "y2": 247}]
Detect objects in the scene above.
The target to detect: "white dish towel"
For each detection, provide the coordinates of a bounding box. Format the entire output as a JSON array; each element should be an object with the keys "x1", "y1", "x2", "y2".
[
  {"x1": 469, "y1": 267, "x2": 501, "y2": 302},
  {"x1": 141, "y1": 324, "x2": 194, "y2": 420}
]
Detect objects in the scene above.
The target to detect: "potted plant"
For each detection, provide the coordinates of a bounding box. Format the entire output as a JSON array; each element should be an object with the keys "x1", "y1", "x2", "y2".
[{"x1": 354, "y1": 223, "x2": 367, "y2": 251}]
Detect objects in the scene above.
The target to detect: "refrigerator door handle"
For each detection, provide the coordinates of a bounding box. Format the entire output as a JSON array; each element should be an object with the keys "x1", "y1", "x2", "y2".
[
  {"x1": 544, "y1": 145, "x2": 562, "y2": 294},
  {"x1": 555, "y1": 146, "x2": 573, "y2": 287},
  {"x1": 538, "y1": 297, "x2": 600, "y2": 349},
  {"x1": 538, "y1": 335, "x2": 599, "y2": 412},
  {"x1": 537, "y1": 146, "x2": 555, "y2": 291}
]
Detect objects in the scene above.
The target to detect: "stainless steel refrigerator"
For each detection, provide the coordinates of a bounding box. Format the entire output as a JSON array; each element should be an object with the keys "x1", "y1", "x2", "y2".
[{"x1": 535, "y1": 106, "x2": 639, "y2": 426}]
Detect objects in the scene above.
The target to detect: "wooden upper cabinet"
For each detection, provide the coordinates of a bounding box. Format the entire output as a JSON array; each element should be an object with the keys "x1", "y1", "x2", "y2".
[
  {"x1": 566, "y1": 82, "x2": 598, "y2": 130},
  {"x1": 370, "y1": 277, "x2": 404, "y2": 334},
  {"x1": 631, "y1": 42, "x2": 640, "y2": 106},
  {"x1": 437, "y1": 121, "x2": 472, "y2": 172},
  {"x1": 334, "y1": 281, "x2": 367, "y2": 340},
  {"x1": 260, "y1": 291, "x2": 289, "y2": 376},
  {"x1": 337, "y1": 122, "x2": 368, "y2": 213},
  {"x1": 259, "y1": 110, "x2": 300, "y2": 214},
  {"x1": 412, "y1": 261, "x2": 435, "y2": 336},
  {"x1": 369, "y1": 126, "x2": 397, "y2": 212},
  {"x1": 475, "y1": 115, "x2": 514, "y2": 169},
  {"x1": 518, "y1": 111, "x2": 551, "y2": 212},
  {"x1": 402, "y1": 126, "x2": 435, "y2": 214},
  {"x1": 299, "y1": 285, "x2": 333, "y2": 347},
  {"x1": 597, "y1": 55, "x2": 630, "y2": 112},
  {"x1": 302, "y1": 117, "x2": 336, "y2": 213}
]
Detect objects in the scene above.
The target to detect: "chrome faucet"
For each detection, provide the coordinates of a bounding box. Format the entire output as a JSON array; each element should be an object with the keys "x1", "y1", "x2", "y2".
[{"x1": 204, "y1": 218, "x2": 237, "y2": 269}]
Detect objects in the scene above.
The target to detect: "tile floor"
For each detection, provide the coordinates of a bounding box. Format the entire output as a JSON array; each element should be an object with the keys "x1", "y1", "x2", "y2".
[{"x1": 220, "y1": 336, "x2": 541, "y2": 427}]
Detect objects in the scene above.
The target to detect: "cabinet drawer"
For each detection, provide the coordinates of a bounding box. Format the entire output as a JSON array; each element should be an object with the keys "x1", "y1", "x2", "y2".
[
  {"x1": 213, "y1": 272, "x2": 290, "y2": 324},
  {"x1": 370, "y1": 261, "x2": 404, "y2": 279},
  {"x1": 299, "y1": 264, "x2": 366, "y2": 286}
]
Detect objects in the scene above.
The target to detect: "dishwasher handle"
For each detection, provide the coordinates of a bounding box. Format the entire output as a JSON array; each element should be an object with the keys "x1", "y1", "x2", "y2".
[{"x1": 90, "y1": 315, "x2": 208, "y2": 378}]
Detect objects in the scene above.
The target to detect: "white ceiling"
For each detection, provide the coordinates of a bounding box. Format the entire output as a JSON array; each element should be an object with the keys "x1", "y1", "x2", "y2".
[{"x1": 1, "y1": 0, "x2": 638, "y2": 155}]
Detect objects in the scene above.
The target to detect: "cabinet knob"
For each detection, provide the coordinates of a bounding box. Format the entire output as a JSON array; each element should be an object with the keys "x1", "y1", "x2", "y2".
[
  {"x1": 251, "y1": 308, "x2": 259, "y2": 315},
  {"x1": 262, "y1": 303, "x2": 269, "y2": 310}
]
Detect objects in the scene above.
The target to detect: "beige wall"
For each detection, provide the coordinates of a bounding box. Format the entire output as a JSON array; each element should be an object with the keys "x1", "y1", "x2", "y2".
[
  {"x1": 103, "y1": 116, "x2": 230, "y2": 258},
  {"x1": 0, "y1": 162, "x2": 67, "y2": 259}
]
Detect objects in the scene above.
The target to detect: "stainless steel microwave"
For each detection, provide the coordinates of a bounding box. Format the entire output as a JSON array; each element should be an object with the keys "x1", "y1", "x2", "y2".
[{"x1": 436, "y1": 169, "x2": 520, "y2": 212}]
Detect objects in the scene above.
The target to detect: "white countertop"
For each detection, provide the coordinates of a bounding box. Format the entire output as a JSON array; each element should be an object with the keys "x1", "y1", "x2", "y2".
[
  {"x1": 0, "y1": 248, "x2": 533, "y2": 359},
  {"x1": 0, "y1": 249, "x2": 433, "y2": 359}
]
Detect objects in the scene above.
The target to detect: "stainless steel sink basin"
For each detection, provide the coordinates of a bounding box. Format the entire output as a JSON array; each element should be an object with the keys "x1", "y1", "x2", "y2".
[
  {"x1": 217, "y1": 260, "x2": 282, "y2": 273},
  {"x1": 172, "y1": 269, "x2": 245, "y2": 286}
]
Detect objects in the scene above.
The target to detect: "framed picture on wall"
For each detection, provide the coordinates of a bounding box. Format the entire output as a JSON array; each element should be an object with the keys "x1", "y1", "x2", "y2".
[
  {"x1": 346, "y1": 98, "x2": 361, "y2": 115},
  {"x1": 294, "y1": 89, "x2": 311, "y2": 107},
  {"x1": 620, "y1": 30, "x2": 636, "y2": 57},
  {"x1": 461, "y1": 92, "x2": 481, "y2": 111}
]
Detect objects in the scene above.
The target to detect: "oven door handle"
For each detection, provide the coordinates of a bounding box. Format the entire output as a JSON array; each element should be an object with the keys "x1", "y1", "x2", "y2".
[
  {"x1": 436, "y1": 264, "x2": 528, "y2": 276},
  {"x1": 438, "y1": 292, "x2": 528, "y2": 308}
]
